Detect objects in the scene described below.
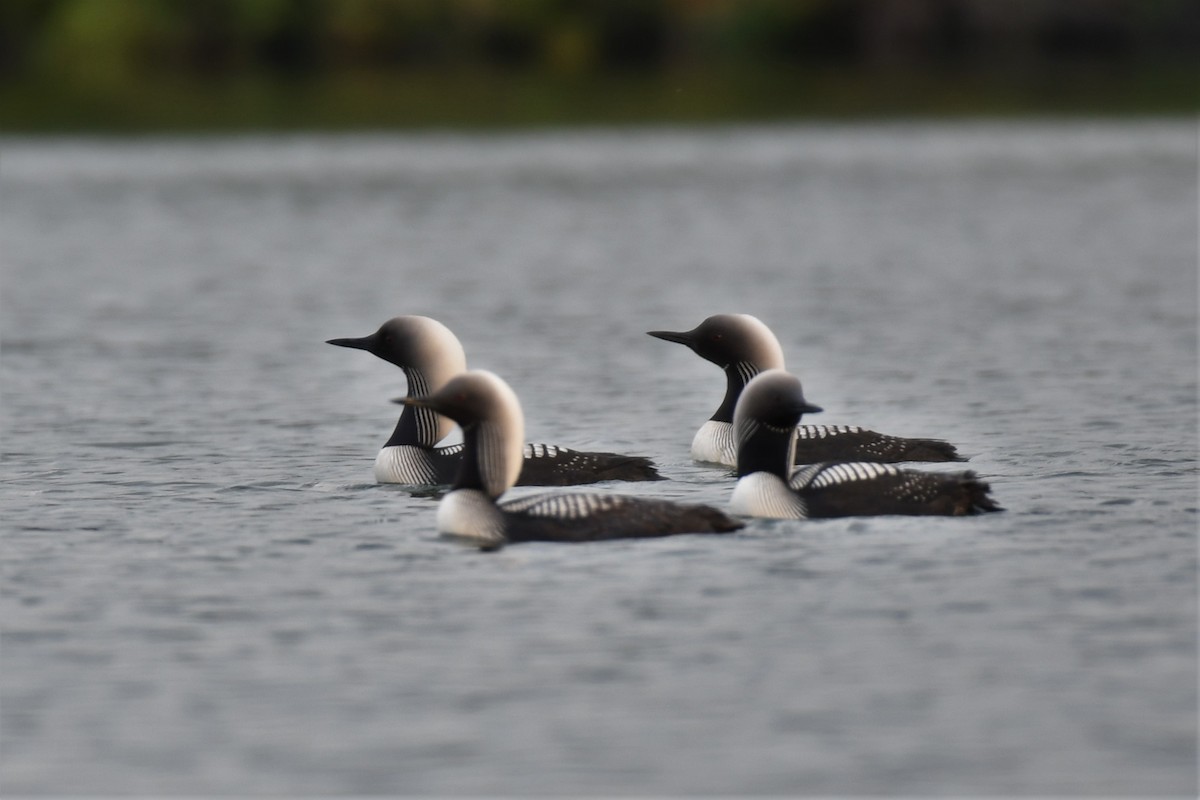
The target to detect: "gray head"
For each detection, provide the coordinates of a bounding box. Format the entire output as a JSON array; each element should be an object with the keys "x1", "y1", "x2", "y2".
[
  {"x1": 733, "y1": 369, "x2": 823, "y2": 478},
  {"x1": 649, "y1": 313, "x2": 788, "y2": 424},
  {"x1": 647, "y1": 314, "x2": 786, "y2": 371},
  {"x1": 328, "y1": 315, "x2": 468, "y2": 446},
  {"x1": 399, "y1": 370, "x2": 525, "y2": 498},
  {"x1": 327, "y1": 315, "x2": 467, "y2": 379}
]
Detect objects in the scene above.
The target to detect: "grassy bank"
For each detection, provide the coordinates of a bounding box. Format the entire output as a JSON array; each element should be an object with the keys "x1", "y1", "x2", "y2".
[{"x1": 1, "y1": 63, "x2": 1195, "y2": 134}]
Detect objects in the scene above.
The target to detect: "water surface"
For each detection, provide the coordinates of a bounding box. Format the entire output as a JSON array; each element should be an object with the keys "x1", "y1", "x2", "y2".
[{"x1": 2, "y1": 120, "x2": 1196, "y2": 795}]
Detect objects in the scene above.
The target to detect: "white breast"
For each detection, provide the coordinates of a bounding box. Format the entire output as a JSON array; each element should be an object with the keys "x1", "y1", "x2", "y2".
[
  {"x1": 374, "y1": 445, "x2": 442, "y2": 484},
  {"x1": 730, "y1": 472, "x2": 808, "y2": 519},
  {"x1": 436, "y1": 489, "x2": 507, "y2": 547},
  {"x1": 691, "y1": 420, "x2": 737, "y2": 466}
]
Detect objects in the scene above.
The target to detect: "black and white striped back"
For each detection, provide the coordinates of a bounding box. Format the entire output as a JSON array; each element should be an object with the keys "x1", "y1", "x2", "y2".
[
  {"x1": 498, "y1": 491, "x2": 742, "y2": 543},
  {"x1": 789, "y1": 461, "x2": 1000, "y2": 518}
]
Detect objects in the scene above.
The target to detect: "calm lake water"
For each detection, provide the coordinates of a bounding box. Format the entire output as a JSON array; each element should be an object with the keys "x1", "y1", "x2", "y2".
[{"x1": 2, "y1": 120, "x2": 1196, "y2": 795}]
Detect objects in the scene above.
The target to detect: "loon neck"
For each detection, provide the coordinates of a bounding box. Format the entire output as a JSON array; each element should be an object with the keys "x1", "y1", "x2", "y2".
[
  {"x1": 451, "y1": 420, "x2": 516, "y2": 499},
  {"x1": 384, "y1": 367, "x2": 453, "y2": 448},
  {"x1": 734, "y1": 420, "x2": 795, "y2": 479},
  {"x1": 712, "y1": 361, "x2": 763, "y2": 423}
]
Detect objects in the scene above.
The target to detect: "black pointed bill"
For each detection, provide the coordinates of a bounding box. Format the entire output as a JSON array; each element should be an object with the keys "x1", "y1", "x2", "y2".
[
  {"x1": 326, "y1": 334, "x2": 375, "y2": 351},
  {"x1": 647, "y1": 329, "x2": 696, "y2": 347},
  {"x1": 393, "y1": 395, "x2": 430, "y2": 408}
]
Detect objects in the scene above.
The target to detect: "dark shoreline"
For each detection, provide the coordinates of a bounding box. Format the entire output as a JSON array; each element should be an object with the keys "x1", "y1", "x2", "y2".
[{"x1": 2, "y1": 63, "x2": 1194, "y2": 134}]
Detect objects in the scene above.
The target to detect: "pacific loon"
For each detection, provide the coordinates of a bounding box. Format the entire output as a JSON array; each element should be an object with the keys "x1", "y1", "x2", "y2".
[
  {"x1": 400, "y1": 370, "x2": 744, "y2": 548},
  {"x1": 648, "y1": 313, "x2": 965, "y2": 466},
  {"x1": 730, "y1": 370, "x2": 1000, "y2": 518},
  {"x1": 328, "y1": 316, "x2": 662, "y2": 486}
]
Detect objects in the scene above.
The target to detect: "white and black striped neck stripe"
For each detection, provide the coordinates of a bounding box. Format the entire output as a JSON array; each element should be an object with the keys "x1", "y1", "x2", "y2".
[
  {"x1": 406, "y1": 369, "x2": 443, "y2": 446},
  {"x1": 382, "y1": 368, "x2": 445, "y2": 449},
  {"x1": 712, "y1": 360, "x2": 763, "y2": 423},
  {"x1": 732, "y1": 360, "x2": 760, "y2": 386}
]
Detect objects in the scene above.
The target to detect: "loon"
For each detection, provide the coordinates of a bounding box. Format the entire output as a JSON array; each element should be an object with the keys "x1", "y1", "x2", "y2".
[
  {"x1": 328, "y1": 316, "x2": 663, "y2": 486},
  {"x1": 647, "y1": 314, "x2": 965, "y2": 466},
  {"x1": 730, "y1": 369, "x2": 1000, "y2": 518},
  {"x1": 399, "y1": 370, "x2": 744, "y2": 548}
]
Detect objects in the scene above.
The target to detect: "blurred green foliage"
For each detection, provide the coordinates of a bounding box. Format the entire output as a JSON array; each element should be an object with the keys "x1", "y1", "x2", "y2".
[{"x1": 0, "y1": 0, "x2": 1195, "y2": 130}]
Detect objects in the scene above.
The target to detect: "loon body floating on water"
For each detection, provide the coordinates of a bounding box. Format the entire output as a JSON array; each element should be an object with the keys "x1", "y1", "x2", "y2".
[
  {"x1": 328, "y1": 316, "x2": 663, "y2": 486},
  {"x1": 399, "y1": 370, "x2": 743, "y2": 548},
  {"x1": 730, "y1": 370, "x2": 1000, "y2": 518},
  {"x1": 648, "y1": 314, "x2": 964, "y2": 467}
]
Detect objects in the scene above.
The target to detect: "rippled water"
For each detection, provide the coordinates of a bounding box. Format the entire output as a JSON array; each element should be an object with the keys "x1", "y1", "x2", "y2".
[{"x1": 2, "y1": 120, "x2": 1196, "y2": 795}]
